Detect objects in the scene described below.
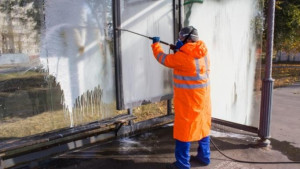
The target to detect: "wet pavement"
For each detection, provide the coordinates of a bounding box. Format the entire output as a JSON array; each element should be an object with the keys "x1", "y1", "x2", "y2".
[{"x1": 41, "y1": 83, "x2": 300, "y2": 169}]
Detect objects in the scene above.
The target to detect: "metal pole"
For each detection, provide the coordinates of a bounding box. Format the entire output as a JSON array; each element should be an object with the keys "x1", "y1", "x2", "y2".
[
  {"x1": 0, "y1": 157, "x2": 3, "y2": 169},
  {"x1": 113, "y1": 0, "x2": 125, "y2": 110},
  {"x1": 258, "y1": 0, "x2": 276, "y2": 146},
  {"x1": 128, "y1": 108, "x2": 133, "y2": 125},
  {"x1": 167, "y1": 99, "x2": 172, "y2": 115}
]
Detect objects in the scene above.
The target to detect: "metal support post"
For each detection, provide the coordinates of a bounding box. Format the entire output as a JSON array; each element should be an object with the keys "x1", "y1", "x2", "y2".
[
  {"x1": 258, "y1": 0, "x2": 276, "y2": 147},
  {"x1": 167, "y1": 99, "x2": 172, "y2": 115},
  {"x1": 0, "y1": 157, "x2": 4, "y2": 169},
  {"x1": 128, "y1": 108, "x2": 133, "y2": 125}
]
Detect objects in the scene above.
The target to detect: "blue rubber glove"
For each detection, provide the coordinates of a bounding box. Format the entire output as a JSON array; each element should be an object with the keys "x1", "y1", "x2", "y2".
[
  {"x1": 152, "y1": 37, "x2": 160, "y2": 44},
  {"x1": 175, "y1": 40, "x2": 184, "y2": 49}
]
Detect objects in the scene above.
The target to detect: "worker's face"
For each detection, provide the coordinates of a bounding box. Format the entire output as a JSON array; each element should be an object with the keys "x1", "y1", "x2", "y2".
[{"x1": 178, "y1": 32, "x2": 187, "y2": 42}]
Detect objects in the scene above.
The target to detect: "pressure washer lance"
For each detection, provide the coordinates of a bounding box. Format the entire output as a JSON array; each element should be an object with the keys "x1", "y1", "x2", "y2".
[{"x1": 116, "y1": 28, "x2": 176, "y2": 51}]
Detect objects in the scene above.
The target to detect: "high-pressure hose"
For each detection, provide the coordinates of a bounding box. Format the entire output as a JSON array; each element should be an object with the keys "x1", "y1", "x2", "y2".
[{"x1": 210, "y1": 137, "x2": 300, "y2": 164}]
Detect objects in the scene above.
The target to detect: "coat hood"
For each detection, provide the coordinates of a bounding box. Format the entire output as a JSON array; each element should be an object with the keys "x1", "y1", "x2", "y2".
[{"x1": 180, "y1": 40, "x2": 207, "y2": 59}]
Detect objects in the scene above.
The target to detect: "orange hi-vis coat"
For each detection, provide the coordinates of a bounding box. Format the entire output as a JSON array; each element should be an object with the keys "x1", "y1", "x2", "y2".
[{"x1": 152, "y1": 41, "x2": 211, "y2": 142}]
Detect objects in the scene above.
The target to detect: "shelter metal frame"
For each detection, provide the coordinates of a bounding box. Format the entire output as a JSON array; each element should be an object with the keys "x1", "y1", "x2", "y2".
[
  {"x1": 113, "y1": 0, "x2": 181, "y2": 110},
  {"x1": 113, "y1": 0, "x2": 260, "y2": 134}
]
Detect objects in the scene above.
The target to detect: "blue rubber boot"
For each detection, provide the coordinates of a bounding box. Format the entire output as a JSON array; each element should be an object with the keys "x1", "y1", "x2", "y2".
[
  {"x1": 196, "y1": 136, "x2": 210, "y2": 165},
  {"x1": 174, "y1": 140, "x2": 191, "y2": 169}
]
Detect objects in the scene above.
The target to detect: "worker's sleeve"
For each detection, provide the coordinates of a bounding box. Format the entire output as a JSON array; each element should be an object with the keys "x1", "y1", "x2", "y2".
[{"x1": 151, "y1": 42, "x2": 182, "y2": 69}]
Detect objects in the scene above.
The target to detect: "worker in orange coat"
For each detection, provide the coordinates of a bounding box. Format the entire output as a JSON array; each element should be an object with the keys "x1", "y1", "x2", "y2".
[{"x1": 151, "y1": 26, "x2": 211, "y2": 169}]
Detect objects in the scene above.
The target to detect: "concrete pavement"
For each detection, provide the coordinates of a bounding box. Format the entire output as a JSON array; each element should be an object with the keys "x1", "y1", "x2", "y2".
[{"x1": 40, "y1": 83, "x2": 300, "y2": 169}]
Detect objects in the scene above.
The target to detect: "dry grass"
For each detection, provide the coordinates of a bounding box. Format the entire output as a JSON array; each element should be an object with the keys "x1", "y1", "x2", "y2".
[
  {"x1": 0, "y1": 71, "x2": 45, "y2": 81},
  {"x1": 0, "y1": 110, "x2": 69, "y2": 138},
  {"x1": 133, "y1": 100, "x2": 170, "y2": 123},
  {"x1": 0, "y1": 106, "x2": 125, "y2": 139},
  {"x1": 272, "y1": 63, "x2": 300, "y2": 87},
  {"x1": 0, "y1": 100, "x2": 168, "y2": 139}
]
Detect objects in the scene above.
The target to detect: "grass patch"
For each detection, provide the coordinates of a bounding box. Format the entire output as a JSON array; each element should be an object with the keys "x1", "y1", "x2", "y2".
[
  {"x1": 0, "y1": 107, "x2": 124, "y2": 139},
  {"x1": 0, "y1": 71, "x2": 45, "y2": 82},
  {"x1": 272, "y1": 63, "x2": 300, "y2": 87},
  {"x1": 0, "y1": 110, "x2": 69, "y2": 138},
  {"x1": 133, "y1": 100, "x2": 169, "y2": 123}
]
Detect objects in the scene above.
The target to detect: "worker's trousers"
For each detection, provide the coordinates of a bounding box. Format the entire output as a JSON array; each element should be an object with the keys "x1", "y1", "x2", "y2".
[{"x1": 175, "y1": 136, "x2": 210, "y2": 169}]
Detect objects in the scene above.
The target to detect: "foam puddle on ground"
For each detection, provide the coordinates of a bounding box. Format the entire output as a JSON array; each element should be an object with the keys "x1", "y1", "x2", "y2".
[
  {"x1": 118, "y1": 137, "x2": 152, "y2": 153},
  {"x1": 210, "y1": 130, "x2": 257, "y2": 140}
]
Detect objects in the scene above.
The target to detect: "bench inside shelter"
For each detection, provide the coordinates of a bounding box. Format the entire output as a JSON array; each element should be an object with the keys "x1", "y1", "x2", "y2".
[{"x1": 0, "y1": 114, "x2": 136, "y2": 168}]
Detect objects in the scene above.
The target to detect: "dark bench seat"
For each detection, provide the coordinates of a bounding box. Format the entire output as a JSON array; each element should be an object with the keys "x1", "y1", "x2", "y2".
[{"x1": 0, "y1": 114, "x2": 136, "y2": 156}]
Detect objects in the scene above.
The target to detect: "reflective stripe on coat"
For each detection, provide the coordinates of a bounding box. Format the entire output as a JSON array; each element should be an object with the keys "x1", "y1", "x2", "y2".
[{"x1": 151, "y1": 40, "x2": 211, "y2": 142}]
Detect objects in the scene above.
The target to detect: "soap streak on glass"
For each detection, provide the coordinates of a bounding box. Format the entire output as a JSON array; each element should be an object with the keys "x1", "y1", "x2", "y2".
[
  {"x1": 41, "y1": 0, "x2": 116, "y2": 127},
  {"x1": 186, "y1": 0, "x2": 263, "y2": 127},
  {"x1": 119, "y1": 0, "x2": 173, "y2": 109}
]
